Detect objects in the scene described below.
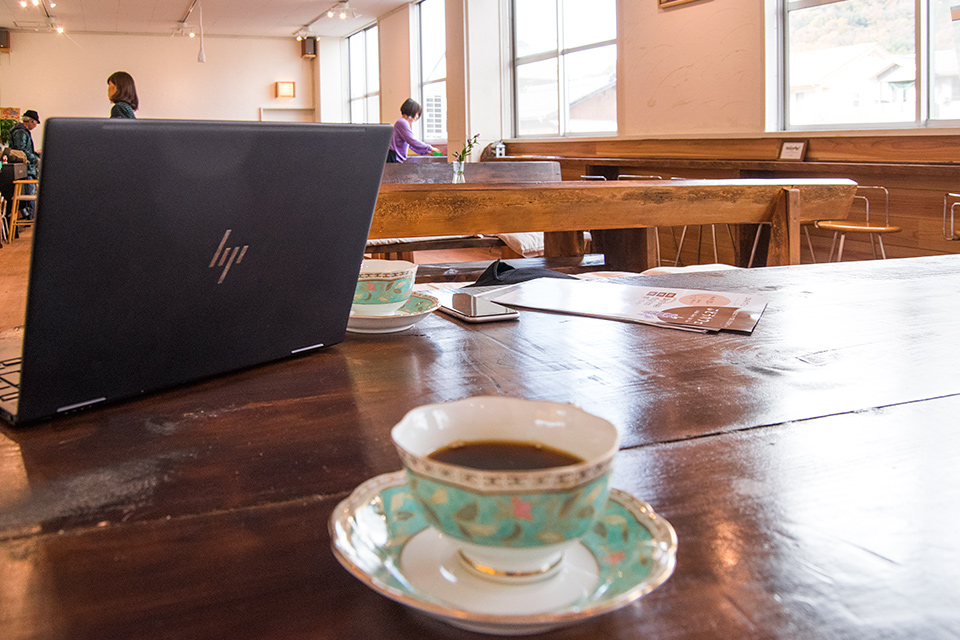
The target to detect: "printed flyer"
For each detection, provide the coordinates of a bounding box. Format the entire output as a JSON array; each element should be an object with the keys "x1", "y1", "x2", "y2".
[{"x1": 488, "y1": 277, "x2": 768, "y2": 333}]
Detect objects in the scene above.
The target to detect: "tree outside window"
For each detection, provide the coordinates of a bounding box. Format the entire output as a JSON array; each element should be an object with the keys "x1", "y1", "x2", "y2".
[{"x1": 784, "y1": 0, "x2": 960, "y2": 128}]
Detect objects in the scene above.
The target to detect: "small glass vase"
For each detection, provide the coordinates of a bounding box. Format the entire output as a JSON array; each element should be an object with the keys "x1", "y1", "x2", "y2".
[{"x1": 452, "y1": 160, "x2": 466, "y2": 184}]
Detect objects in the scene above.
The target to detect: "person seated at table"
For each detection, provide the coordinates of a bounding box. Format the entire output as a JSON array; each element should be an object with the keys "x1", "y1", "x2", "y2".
[{"x1": 386, "y1": 98, "x2": 440, "y2": 163}]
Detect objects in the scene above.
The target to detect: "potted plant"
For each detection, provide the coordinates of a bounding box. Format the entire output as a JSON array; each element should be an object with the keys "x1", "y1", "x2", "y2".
[
  {"x1": 0, "y1": 118, "x2": 16, "y2": 146},
  {"x1": 452, "y1": 133, "x2": 479, "y2": 183}
]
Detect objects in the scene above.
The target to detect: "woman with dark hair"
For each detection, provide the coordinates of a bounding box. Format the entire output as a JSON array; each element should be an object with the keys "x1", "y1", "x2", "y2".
[
  {"x1": 386, "y1": 98, "x2": 440, "y2": 163},
  {"x1": 107, "y1": 71, "x2": 139, "y2": 119}
]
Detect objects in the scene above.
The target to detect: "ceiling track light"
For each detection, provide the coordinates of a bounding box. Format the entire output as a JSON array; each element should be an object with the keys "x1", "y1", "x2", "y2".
[
  {"x1": 324, "y1": 1, "x2": 358, "y2": 21},
  {"x1": 20, "y1": 0, "x2": 58, "y2": 28}
]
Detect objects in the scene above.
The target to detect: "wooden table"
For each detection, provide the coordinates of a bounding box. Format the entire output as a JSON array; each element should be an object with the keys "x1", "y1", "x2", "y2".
[
  {"x1": 369, "y1": 161, "x2": 563, "y2": 260},
  {"x1": 2, "y1": 255, "x2": 959, "y2": 639},
  {"x1": 372, "y1": 178, "x2": 857, "y2": 271}
]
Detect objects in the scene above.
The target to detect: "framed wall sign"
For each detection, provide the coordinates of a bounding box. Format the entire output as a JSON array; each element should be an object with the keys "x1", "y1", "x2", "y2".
[
  {"x1": 659, "y1": 0, "x2": 700, "y2": 7},
  {"x1": 779, "y1": 140, "x2": 808, "y2": 161}
]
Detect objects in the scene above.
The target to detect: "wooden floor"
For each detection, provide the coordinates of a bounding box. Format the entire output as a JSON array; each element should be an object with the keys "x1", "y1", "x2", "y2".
[
  {"x1": 0, "y1": 229, "x2": 32, "y2": 331},
  {"x1": 0, "y1": 233, "x2": 503, "y2": 332}
]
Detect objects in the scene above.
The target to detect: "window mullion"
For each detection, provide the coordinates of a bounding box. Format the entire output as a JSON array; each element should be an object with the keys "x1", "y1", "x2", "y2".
[
  {"x1": 917, "y1": 0, "x2": 927, "y2": 125},
  {"x1": 560, "y1": 38, "x2": 617, "y2": 57},
  {"x1": 556, "y1": 0, "x2": 566, "y2": 135}
]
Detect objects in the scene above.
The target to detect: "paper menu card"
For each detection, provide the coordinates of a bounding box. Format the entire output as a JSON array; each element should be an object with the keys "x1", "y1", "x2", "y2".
[{"x1": 487, "y1": 277, "x2": 768, "y2": 334}]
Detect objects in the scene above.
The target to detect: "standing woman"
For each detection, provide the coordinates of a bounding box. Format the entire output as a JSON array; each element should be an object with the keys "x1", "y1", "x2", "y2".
[
  {"x1": 107, "y1": 71, "x2": 139, "y2": 119},
  {"x1": 386, "y1": 98, "x2": 439, "y2": 163}
]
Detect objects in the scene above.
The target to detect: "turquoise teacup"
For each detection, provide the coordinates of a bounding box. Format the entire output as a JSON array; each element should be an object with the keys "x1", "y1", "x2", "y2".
[
  {"x1": 391, "y1": 396, "x2": 620, "y2": 582},
  {"x1": 352, "y1": 259, "x2": 417, "y2": 316}
]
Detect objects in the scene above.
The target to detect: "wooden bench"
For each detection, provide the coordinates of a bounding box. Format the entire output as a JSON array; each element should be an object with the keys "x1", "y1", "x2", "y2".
[
  {"x1": 493, "y1": 134, "x2": 960, "y2": 263},
  {"x1": 372, "y1": 178, "x2": 858, "y2": 273}
]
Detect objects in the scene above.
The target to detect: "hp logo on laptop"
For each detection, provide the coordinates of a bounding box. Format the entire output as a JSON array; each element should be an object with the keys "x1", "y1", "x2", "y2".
[{"x1": 209, "y1": 230, "x2": 249, "y2": 284}]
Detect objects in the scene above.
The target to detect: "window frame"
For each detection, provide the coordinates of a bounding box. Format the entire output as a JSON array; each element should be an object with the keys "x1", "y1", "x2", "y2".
[
  {"x1": 415, "y1": 0, "x2": 447, "y2": 143},
  {"x1": 347, "y1": 24, "x2": 380, "y2": 125},
  {"x1": 511, "y1": 0, "x2": 618, "y2": 137},
  {"x1": 779, "y1": 0, "x2": 960, "y2": 131}
]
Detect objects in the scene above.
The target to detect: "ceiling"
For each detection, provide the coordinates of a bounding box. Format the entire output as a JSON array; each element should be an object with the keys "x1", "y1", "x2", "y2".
[{"x1": 0, "y1": 0, "x2": 410, "y2": 40}]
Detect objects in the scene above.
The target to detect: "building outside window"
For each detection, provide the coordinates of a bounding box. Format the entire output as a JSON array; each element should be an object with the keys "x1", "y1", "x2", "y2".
[
  {"x1": 783, "y1": 0, "x2": 960, "y2": 128},
  {"x1": 349, "y1": 25, "x2": 380, "y2": 124},
  {"x1": 417, "y1": 0, "x2": 447, "y2": 142},
  {"x1": 513, "y1": 0, "x2": 617, "y2": 136}
]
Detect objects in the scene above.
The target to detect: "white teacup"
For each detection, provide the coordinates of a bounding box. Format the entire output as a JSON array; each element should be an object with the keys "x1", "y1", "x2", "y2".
[
  {"x1": 352, "y1": 259, "x2": 417, "y2": 316},
  {"x1": 392, "y1": 396, "x2": 620, "y2": 582}
]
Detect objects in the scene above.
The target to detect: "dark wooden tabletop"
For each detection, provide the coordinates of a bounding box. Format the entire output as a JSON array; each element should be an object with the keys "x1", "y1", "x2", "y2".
[{"x1": 2, "y1": 255, "x2": 959, "y2": 639}]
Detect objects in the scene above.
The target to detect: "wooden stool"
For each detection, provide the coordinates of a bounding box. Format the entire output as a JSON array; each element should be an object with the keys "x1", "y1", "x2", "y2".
[
  {"x1": 815, "y1": 186, "x2": 900, "y2": 261},
  {"x1": 8, "y1": 179, "x2": 38, "y2": 241},
  {"x1": 0, "y1": 195, "x2": 7, "y2": 244}
]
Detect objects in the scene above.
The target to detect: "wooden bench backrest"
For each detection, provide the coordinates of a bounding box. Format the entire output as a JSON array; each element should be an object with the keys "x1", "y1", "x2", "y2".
[
  {"x1": 502, "y1": 135, "x2": 960, "y2": 165},
  {"x1": 381, "y1": 160, "x2": 561, "y2": 184}
]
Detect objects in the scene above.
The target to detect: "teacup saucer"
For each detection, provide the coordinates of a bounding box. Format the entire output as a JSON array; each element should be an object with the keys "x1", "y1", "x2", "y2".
[
  {"x1": 346, "y1": 293, "x2": 439, "y2": 334},
  {"x1": 329, "y1": 471, "x2": 677, "y2": 636}
]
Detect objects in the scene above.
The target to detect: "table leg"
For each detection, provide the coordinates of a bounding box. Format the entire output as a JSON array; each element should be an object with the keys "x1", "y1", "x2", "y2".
[
  {"x1": 544, "y1": 231, "x2": 585, "y2": 257},
  {"x1": 592, "y1": 228, "x2": 658, "y2": 272}
]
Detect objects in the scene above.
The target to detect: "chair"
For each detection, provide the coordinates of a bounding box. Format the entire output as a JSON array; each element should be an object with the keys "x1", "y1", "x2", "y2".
[
  {"x1": 0, "y1": 194, "x2": 7, "y2": 244},
  {"x1": 942, "y1": 192, "x2": 960, "y2": 241},
  {"x1": 745, "y1": 221, "x2": 818, "y2": 267},
  {"x1": 815, "y1": 185, "x2": 899, "y2": 261},
  {"x1": 8, "y1": 179, "x2": 38, "y2": 241},
  {"x1": 619, "y1": 175, "x2": 740, "y2": 268}
]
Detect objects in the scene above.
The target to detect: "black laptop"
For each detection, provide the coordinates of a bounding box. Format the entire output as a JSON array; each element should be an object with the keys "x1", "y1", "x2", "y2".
[{"x1": 0, "y1": 118, "x2": 391, "y2": 425}]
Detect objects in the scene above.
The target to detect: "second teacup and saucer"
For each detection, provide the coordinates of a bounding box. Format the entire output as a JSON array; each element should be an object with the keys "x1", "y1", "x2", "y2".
[
  {"x1": 329, "y1": 397, "x2": 678, "y2": 635},
  {"x1": 346, "y1": 259, "x2": 439, "y2": 334}
]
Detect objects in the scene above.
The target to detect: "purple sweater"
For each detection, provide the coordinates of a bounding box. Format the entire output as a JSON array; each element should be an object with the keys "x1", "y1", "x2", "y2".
[{"x1": 388, "y1": 117, "x2": 432, "y2": 162}]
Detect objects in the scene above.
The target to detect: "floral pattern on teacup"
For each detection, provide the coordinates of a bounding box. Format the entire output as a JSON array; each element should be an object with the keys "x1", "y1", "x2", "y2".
[
  {"x1": 404, "y1": 471, "x2": 611, "y2": 548},
  {"x1": 371, "y1": 479, "x2": 664, "y2": 604},
  {"x1": 353, "y1": 276, "x2": 414, "y2": 305}
]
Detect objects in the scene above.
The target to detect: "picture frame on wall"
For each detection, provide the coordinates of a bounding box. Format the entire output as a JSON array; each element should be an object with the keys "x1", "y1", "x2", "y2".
[
  {"x1": 778, "y1": 140, "x2": 808, "y2": 161},
  {"x1": 659, "y1": 0, "x2": 700, "y2": 7}
]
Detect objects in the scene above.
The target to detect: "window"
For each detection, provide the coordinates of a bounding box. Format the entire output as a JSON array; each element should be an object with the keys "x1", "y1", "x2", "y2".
[
  {"x1": 513, "y1": 0, "x2": 617, "y2": 136},
  {"x1": 782, "y1": 0, "x2": 960, "y2": 128},
  {"x1": 417, "y1": 0, "x2": 447, "y2": 142},
  {"x1": 349, "y1": 25, "x2": 380, "y2": 124}
]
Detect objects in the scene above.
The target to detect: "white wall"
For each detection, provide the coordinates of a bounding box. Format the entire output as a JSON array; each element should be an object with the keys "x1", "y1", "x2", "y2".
[
  {"x1": 318, "y1": 36, "x2": 347, "y2": 123},
  {"x1": 0, "y1": 0, "x2": 771, "y2": 148},
  {"x1": 618, "y1": 0, "x2": 765, "y2": 136},
  {"x1": 448, "y1": 0, "x2": 508, "y2": 160},
  {"x1": 379, "y1": 5, "x2": 415, "y2": 125},
  {"x1": 0, "y1": 31, "x2": 317, "y2": 146}
]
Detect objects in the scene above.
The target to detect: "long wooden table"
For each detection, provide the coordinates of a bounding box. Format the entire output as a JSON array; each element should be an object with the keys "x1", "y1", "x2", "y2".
[
  {"x1": 369, "y1": 161, "x2": 563, "y2": 260},
  {"x1": 3, "y1": 255, "x2": 959, "y2": 639},
  {"x1": 372, "y1": 178, "x2": 857, "y2": 271}
]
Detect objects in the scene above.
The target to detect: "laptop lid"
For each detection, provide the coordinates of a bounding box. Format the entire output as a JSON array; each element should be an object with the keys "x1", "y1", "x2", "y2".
[{"x1": 12, "y1": 118, "x2": 391, "y2": 425}]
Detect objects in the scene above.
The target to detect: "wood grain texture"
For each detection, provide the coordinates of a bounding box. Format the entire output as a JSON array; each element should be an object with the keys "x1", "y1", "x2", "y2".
[
  {"x1": 372, "y1": 180, "x2": 856, "y2": 270},
  {"x1": 3, "y1": 255, "x2": 959, "y2": 639},
  {"x1": 504, "y1": 134, "x2": 960, "y2": 164}
]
